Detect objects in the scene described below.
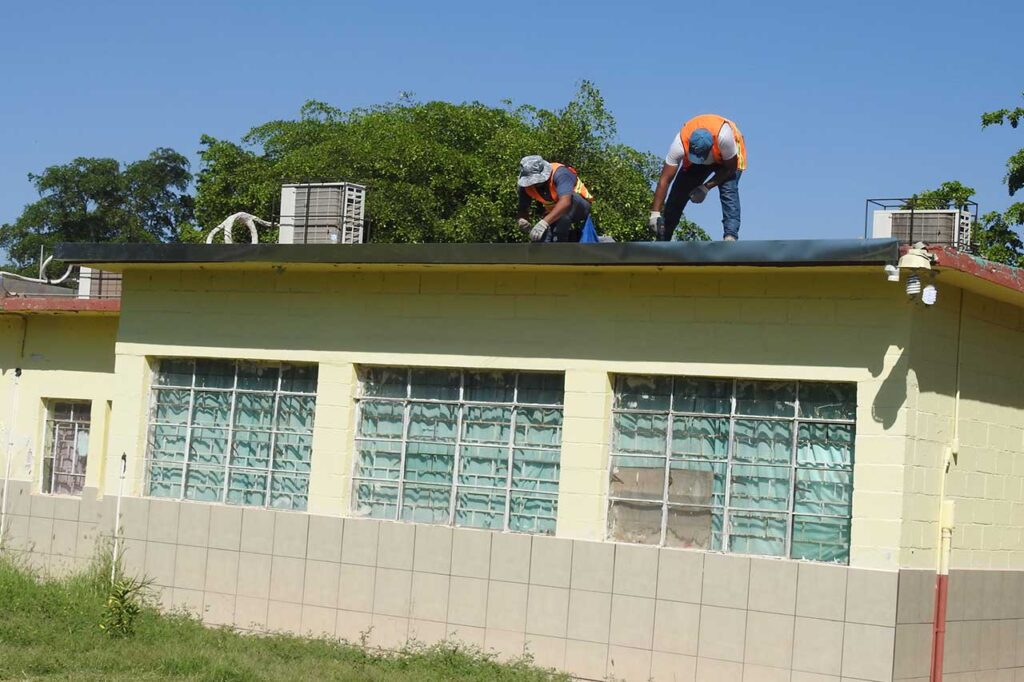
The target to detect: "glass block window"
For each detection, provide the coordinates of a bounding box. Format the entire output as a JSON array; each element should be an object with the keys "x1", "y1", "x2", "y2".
[
  {"x1": 353, "y1": 367, "x2": 564, "y2": 534},
  {"x1": 609, "y1": 375, "x2": 855, "y2": 563},
  {"x1": 146, "y1": 359, "x2": 318, "y2": 510},
  {"x1": 42, "y1": 401, "x2": 91, "y2": 495}
]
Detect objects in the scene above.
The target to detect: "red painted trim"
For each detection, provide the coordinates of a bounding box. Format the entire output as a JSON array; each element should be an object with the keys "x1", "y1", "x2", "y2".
[
  {"x1": 930, "y1": 573, "x2": 949, "y2": 681},
  {"x1": 0, "y1": 297, "x2": 120, "y2": 314},
  {"x1": 909, "y1": 245, "x2": 1024, "y2": 294}
]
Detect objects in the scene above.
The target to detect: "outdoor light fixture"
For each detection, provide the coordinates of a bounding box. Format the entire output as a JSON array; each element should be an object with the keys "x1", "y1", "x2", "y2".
[
  {"x1": 897, "y1": 242, "x2": 936, "y2": 302},
  {"x1": 884, "y1": 264, "x2": 899, "y2": 282},
  {"x1": 922, "y1": 283, "x2": 938, "y2": 305}
]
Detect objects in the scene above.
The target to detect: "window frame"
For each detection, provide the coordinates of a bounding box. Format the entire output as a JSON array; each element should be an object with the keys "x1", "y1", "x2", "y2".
[
  {"x1": 607, "y1": 375, "x2": 855, "y2": 562},
  {"x1": 41, "y1": 400, "x2": 92, "y2": 496},
  {"x1": 352, "y1": 366, "x2": 564, "y2": 534},
  {"x1": 144, "y1": 358, "x2": 318, "y2": 510}
]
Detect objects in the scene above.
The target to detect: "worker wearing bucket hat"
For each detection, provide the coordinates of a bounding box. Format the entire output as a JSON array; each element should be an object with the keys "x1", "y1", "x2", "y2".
[
  {"x1": 516, "y1": 155, "x2": 594, "y2": 242},
  {"x1": 649, "y1": 114, "x2": 747, "y2": 241}
]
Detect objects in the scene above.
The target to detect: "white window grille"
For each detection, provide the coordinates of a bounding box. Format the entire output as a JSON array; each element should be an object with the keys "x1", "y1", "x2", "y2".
[
  {"x1": 353, "y1": 367, "x2": 564, "y2": 534},
  {"x1": 609, "y1": 375, "x2": 855, "y2": 563},
  {"x1": 145, "y1": 359, "x2": 318, "y2": 510},
  {"x1": 42, "y1": 401, "x2": 91, "y2": 495}
]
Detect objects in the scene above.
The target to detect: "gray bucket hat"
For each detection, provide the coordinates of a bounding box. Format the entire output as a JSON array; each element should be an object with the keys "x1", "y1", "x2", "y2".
[{"x1": 518, "y1": 155, "x2": 552, "y2": 187}]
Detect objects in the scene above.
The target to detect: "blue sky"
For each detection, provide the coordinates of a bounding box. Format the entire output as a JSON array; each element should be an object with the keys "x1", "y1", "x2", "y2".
[{"x1": 1, "y1": 0, "x2": 1021, "y2": 241}]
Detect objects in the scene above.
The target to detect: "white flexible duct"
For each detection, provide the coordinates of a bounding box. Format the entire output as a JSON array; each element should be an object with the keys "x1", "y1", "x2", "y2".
[
  {"x1": 204, "y1": 212, "x2": 269, "y2": 245},
  {"x1": 0, "y1": 256, "x2": 75, "y2": 285}
]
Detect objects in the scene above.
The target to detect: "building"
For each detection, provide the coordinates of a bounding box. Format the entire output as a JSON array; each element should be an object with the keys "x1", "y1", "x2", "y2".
[{"x1": 1, "y1": 238, "x2": 1023, "y2": 682}]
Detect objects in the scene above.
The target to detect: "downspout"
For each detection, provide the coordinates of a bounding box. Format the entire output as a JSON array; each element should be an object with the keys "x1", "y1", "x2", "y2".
[
  {"x1": 930, "y1": 289, "x2": 963, "y2": 682},
  {"x1": 0, "y1": 314, "x2": 27, "y2": 548}
]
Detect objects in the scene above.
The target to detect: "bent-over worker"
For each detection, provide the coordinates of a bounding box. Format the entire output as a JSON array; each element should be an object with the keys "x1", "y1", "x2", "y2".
[
  {"x1": 517, "y1": 155, "x2": 593, "y2": 242},
  {"x1": 649, "y1": 114, "x2": 747, "y2": 241}
]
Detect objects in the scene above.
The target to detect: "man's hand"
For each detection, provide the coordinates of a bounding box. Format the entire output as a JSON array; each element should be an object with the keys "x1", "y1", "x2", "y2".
[
  {"x1": 517, "y1": 218, "x2": 531, "y2": 234},
  {"x1": 689, "y1": 184, "x2": 709, "y2": 204},
  {"x1": 649, "y1": 211, "x2": 666, "y2": 240},
  {"x1": 529, "y1": 220, "x2": 549, "y2": 242}
]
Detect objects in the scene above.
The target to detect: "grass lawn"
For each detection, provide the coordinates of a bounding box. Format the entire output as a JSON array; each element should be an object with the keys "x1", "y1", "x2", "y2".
[{"x1": 0, "y1": 555, "x2": 570, "y2": 681}]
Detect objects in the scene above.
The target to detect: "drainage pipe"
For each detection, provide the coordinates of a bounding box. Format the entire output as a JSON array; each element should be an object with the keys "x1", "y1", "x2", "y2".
[
  {"x1": 110, "y1": 453, "x2": 127, "y2": 583},
  {"x1": 0, "y1": 368, "x2": 23, "y2": 546}
]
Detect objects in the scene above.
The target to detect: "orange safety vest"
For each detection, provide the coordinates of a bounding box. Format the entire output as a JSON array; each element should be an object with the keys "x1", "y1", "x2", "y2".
[
  {"x1": 523, "y1": 163, "x2": 594, "y2": 206},
  {"x1": 680, "y1": 115, "x2": 747, "y2": 170}
]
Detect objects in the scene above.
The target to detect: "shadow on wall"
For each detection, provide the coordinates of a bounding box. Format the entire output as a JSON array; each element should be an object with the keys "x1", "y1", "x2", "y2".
[{"x1": 1, "y1": 316, "x2": 118, "y2": 375}]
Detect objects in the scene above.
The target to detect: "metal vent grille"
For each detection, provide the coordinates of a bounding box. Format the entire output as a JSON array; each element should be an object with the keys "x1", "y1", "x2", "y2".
[{"x1": 279, "y1": 183, "x2": 366, "y2": 245}]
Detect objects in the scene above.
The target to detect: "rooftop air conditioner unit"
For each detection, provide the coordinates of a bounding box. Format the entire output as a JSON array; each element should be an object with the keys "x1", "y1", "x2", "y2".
[
  {"x1": 278, "y1": 182, "x2": 366, "y2": 245},
  {"x1": 872, "y1": 208, "x2": 972, "y2": 249}
]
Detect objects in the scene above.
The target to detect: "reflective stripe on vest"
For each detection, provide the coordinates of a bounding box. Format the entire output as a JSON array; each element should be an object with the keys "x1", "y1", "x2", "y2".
[
  {"x1": 524, "y1": 163, "x2": 594, "y2": 206},
  {"x1": 679, "y1": 115, "x2": 747, "y2": 170}
]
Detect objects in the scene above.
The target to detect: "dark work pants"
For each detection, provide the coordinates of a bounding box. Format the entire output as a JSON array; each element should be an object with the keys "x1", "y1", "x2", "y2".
[
  {"x1": 662, "y1": 165, "x2": 743, "y2": 240},
  {"x1": 543, "y1": 194, "x2": 592, "y2": 243}
]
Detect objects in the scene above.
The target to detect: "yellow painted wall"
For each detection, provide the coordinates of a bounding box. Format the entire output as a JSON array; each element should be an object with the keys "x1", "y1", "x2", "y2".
[
  {"x1": 105, "y1": 266, "x2": 916, "y2": 569},
  {"x1": 0, "y1": 314, "x2": 118, "y2": 494}
]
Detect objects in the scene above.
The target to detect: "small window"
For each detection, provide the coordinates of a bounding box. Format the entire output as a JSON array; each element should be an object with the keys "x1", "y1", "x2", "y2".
[
  {"x1": 145, "y1": 359, "x2": 318, "y2": 510},
  {"x1": 353, "y1": 367, "x2": 564, "y2": 534},
  {"x1": 42, "y1": 401, "x2": 91, "y2": 495},
  {"x1": 609, "y1": 375, "x2": 855, "y2": 563}
]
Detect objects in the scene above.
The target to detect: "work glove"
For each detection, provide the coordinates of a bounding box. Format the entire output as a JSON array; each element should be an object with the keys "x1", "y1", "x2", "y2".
[
  {"x1": 689, "y1": 184, "x2": 709, "y2": 204},
  {"x1": 517, "y1": 218, "x2": 531, "y2": 234},
  {"x1": 648, "y1": 211, "x2": 663, "y2": 236},
  {"x1": 529, "y1": 220, "x2": 549, "y2": 242}
]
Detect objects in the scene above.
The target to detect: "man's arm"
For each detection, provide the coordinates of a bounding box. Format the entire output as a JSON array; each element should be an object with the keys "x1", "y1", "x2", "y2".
[
  {"x1": 517, "y1": 189, "x2": 532, "y2": 221},
  {"x1": 650, "y1": 162, "x2": 678, "y2": 212},
  {"x1": 542, "y1": 194, "x2": 573, "y2": 224},
  {"x1": 704, "y1": 156, "x2": 739, "y2": 189}
]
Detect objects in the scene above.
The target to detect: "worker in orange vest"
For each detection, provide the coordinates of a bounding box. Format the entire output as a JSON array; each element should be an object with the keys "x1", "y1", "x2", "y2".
[
  {"x1": 517, "y1": 155, "x2": 594, "y2": 242},
  {"x1": 649, "y1": 114, "x2": 747, "y2": 241}
]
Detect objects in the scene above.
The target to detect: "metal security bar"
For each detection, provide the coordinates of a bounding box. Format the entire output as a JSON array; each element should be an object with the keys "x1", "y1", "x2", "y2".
[
  {"x1": 42, "y1": 401, "x2": 91, "y2": 495},
  {"x1": 145, "y1": 359, "x2": 318, "y2": 511},
  {"x1": 353, "y1": 367, "x2": 564, "y2": 534},
  {"x1": 608, "y1": 375, "x2": 855, "y2": 563}
]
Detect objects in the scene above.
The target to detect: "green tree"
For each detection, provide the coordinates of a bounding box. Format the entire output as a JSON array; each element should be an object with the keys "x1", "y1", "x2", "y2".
[
  {"x1": 0, "y1": 148, "x2": 194, "y2": 273},
  {"x1": 194, "y1": 82, "x2": 659, "y2": 244}
]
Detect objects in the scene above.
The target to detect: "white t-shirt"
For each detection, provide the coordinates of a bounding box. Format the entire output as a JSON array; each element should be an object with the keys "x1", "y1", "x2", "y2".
[{"x1": 665, "y1": 122, "x2": 738, "y2": 166}]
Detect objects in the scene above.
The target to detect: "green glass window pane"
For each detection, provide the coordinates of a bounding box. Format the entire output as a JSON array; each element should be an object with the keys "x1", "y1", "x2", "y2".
[
  {"x1": 189, "y1": 427, "x2": 228, "y2": 465},
  {"x1": 354, "y1": 481, "x2": 398, "y2": 519},
  {"x1": 799, "y1": 382, "x2": 856, "y2": 421},
  {"x1": 153, "y1": 389, "x2": 190, "y2": 424},
  {"x1": 401, "y1": 483, "x2": 451, "y2": 524},
  {"x1": 235, "y1": 392, "x2": 275, "y2": 429},
  {"x1": 356, "y1": 439, "x2": 402, "y2": 480},
  {"x1": 733, "y1": 419, "x2": 792, "y2": 465},
  {"x1": 156, "y1": 359, "x2": 193, "y2": 387},
  {"x1": 791, "y1": 515, "x2": 851, "y2": 563},
  {"x1": 607, "y1": 500, "x2": 662, "y2": 545},
  {"x1": 147, "y1": 463, "x2": 183, "y2": 498},
  {"x1": 517, "y1": 373, "x2": 564, "y2": 405},
  {"x1": 280, "y1": 364, "x2": 318, "y2": 394},
  {"x1": 361, "y1": 367, "x2": 407, "y2": 398},
  {"x1": 735, "y1": 380, "x2": 796, "y2": 417},
  {"x1": 462, "y1": 405, "x2": 512, "y2": 444},
  {"x1": 797, "y1": 423, "x2": 854, "y2": 469},
  {"x1": 730, "y1": 464, "x2": 791, "y2": 511},
  {"x1": 455, "y1": 488, "x2": 506, "y2": 530},
  {"x1": 672, "y1": 378, "x2": 732, "y2": 414},
  {"x1": 614, "y1": 375, "x2": 671, "y2": 411},
  {"x1": 231, "y1": 430, "x2": 272, "y2": 469},
  {"x1": 184, "y1": 465, "x2": 224, "y2": 502},
  {"x1": 512, "y1": 448, "x2": 560, "y2": 493},
  {"x1": 150, "y1": 424, "x2": 187, "y2": 462},
  {"x1": 672, "y1": 416, "x2": 729, "y2": 459},
  {"x1": 194, "y1": 360, "x2": 236, "y2": 388},
  {"x1": 613, "y1": 412, "x2": 667, "y2": 455},
  {"x1": 270, "y1": 472, "x2": 309, "y2": 510},
  {"x1": 276, "y1": 395, "x2": 316, "y2": 433},
  {"x1": 237, "y1": 362, "x2": 279, "y2": 391},
  {"x1": 794, "y1": 469, "x2": 853, "y2": 516},
  {"x1": 728, "y1": 511, "x2": 787, "y2": 557},
  {"x1": 358, "y1": 401, "x2": 405, "y2": 439},
  {"x1": 509, "y1": 492, "x2": 557, "y2": 535},
  {"x1": 409, "y1": 369, "x2": 459, "y2": 400},
  {"x1": 464, "y1": 371, "x2": 515, "y2": 403},
  {"x1": 192, "y1": 391, "x2": 232, "y2": 427},
  {"x1": 666, "y1": 505, "x2": 723, "y2": 550},
  {"x1": 226, "y1": 470, "x2": 267, "y2": 506},
  {"x1": 515, "y1": 408, "x2": 562, "y2": 447},
  {"x1": 610, "y1": 455, "x2": 665, "y2": 501},
  {"x1": 273, "y1": 432, "x2": 313, "y2": 473},
  {"x1": 408, "y1": 402, "x2": 457, "y2": 442},
  {"x1": 668, "y1": 459, "x2": 726, "y2": 507},
  {"x1": 458, "y1": 445, "x2": 508, "y2": 488},
  {"x1": 404, "y1": 441, "x2": 455, "y2": 483}
]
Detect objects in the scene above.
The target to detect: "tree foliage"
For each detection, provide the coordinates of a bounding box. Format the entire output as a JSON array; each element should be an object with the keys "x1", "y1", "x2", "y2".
[
  {"x1": 194, "y1": 82, "x2": 660, "y2": 244},
  {"x1": 0, "y1": 148, "x2": 194, "y2": 273}
]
